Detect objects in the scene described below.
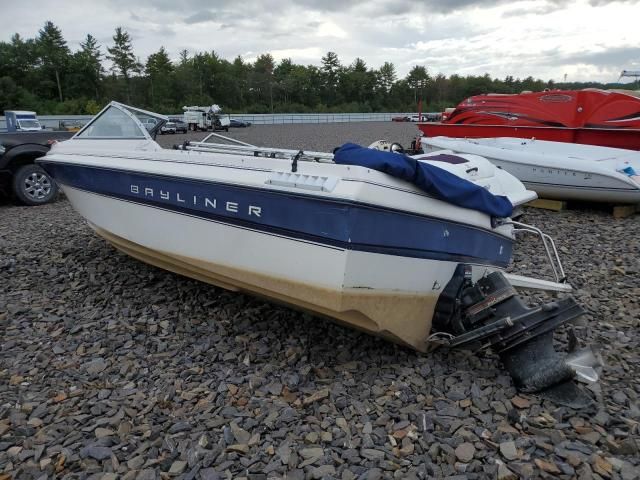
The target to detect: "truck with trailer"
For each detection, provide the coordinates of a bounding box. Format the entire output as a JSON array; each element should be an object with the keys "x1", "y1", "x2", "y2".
[
  {"x1": 4, "y1": 110, "x2": 44, "y2": 132},
  {"x1": 183, "y1": 105, "x2": 230, "y2": 132}
]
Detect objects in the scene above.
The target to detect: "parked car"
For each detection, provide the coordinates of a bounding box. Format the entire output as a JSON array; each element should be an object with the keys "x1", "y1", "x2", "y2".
[
  {"x1": 409, "y1": 113, "x2": 441, "y2": 122},
  {"x1": 0, "y1": 131, "x2": 73, "y2": 205},
  {"x1": 229, "y1": 118, "x2": 251, "y2": 128},
  {"x1": 160, "y1": 122, "x2": 177, "y2": 134},
  {"x1": 169, "y1": 118, "x2": 188, "y2": 133},
  {"x1": 141, "y1": 118, "x2": 158, "y2": 131},
  {"x1": 391, "y1": 116, "x2": 410, "y2": 122}
]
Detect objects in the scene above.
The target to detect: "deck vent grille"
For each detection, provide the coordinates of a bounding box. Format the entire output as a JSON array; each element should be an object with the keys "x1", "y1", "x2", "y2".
[{"x1": 266, "y1": 172, "x2": 339, "y2": 192}]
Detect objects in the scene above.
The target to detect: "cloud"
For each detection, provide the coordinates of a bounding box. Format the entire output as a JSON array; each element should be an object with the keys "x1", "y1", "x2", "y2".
[
  {"x1": 588, "y1": 0, "x2": 640, "y2": 4},
  {"x1": 270, "y1": 47, "x2": 323, "y2": 62},
  {"x1": 1, "y1": 0, "x2": 639, "y2": 83},
  {"x1": 184, "y1": 11, "x2": 216, "y2": 24},
  {"x1": 550, "y1": 47, "x2": 640, "y2": 67},
  {"x1": 502, "y1": 2, "x2": 568, "y2": 17}
]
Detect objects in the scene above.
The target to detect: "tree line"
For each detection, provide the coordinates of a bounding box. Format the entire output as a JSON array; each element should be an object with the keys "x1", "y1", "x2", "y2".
[{"x1": 0, "y1": 21, "x2": 627, "y2": 115}]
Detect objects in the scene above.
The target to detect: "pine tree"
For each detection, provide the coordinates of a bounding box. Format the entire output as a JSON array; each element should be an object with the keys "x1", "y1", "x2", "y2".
[
  {"x1": 107, "y1": 27, "x2": 138, "y2": 103},
  {"x1": 179, "y1": 49, "x2": 189, "y2": 66},
  {"x1": 146, "y1": 47, "x2": 173, "y2": 105},
  {"x1": 146, "y1": 47, "x2": 173, "y2": 76},
  {"x1": 321, "y1": 51, "x2": 340, "y2": 87},
  {"x1": 321, "y1": 51, "x2": 341, "y2": 105},
  {"x1": 37, "y1": 21, "x2": 69, "y2": 102},
  {"x1": 253, "y1": 54, "x2": 275, "y2": 111},
  {"x1": 378, "y1": 62, "x2": 397, "y2": 93},
  {"x1": 79, "y1": 34, "x2": 103, "y2": 100},
  {"x1": 232, "y1": 55, "x2": 249, "y2": 105}
]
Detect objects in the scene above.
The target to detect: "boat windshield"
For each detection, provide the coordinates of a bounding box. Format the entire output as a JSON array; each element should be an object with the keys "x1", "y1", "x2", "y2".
[
  {"x1": 77, "y1": 105, "x2": 147, "y2": 139},
  {"x1": 75, "y1": 102, "x2": 167, "y2": 139}
]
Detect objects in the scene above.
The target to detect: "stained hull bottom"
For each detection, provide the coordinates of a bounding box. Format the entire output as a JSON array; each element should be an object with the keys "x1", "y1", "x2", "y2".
[{"x1": 92, "y1": 225, "x2": 440, "y2": 352}]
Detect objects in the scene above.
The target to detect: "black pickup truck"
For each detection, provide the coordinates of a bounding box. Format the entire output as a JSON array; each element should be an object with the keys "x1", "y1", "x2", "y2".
[{"x1": 0, "y1": 131, "x2": 73, "y2": 205}]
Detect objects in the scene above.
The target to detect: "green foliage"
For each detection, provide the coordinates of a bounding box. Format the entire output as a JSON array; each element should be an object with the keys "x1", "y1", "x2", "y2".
[
  {"x1": 106, "y1": 27, "x2": 140, "y2": 103},
  {"x1": 75, "y1": 34, "x2": 104, "y2": 100},
  {"x1": 0, "y1": 76, "x2": 38, "y2": 111},
  {"x1": 378, "y1": 62, "x2": 397, "y2": 93},
  {"x1": 37, "y1": 21, "x2": 69, "y2": 102},
  {"x1": 85, "y1": 99, "x2": 102, "y2": 114},
  {"x1": 145, "y1": 47, "x2": 174, "y2": 106},
  {"x1": 0, "y1": 23, "x2": 630, "y2": 116}
]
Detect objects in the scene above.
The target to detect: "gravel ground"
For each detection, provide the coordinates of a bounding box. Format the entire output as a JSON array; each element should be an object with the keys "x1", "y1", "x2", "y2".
[
  {"x1": 1, "y1": 122, "x2": 639, "y2": 480},
  {"x1": 154, "y1": 122, "x2": 422, "y2": 151}
]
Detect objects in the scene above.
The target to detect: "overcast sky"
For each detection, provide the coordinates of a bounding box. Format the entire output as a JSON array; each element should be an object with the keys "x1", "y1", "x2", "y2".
[{"x1": 2, "y1": 0, "x2": 639, "y2": 83}]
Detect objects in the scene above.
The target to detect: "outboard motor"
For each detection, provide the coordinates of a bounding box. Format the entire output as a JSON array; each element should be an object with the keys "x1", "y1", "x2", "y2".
[
  {"x1": 434, "y1": 265, "x2": 600, "y2": 408},
  {"x1": 367, "y1": 139, "x2": 423, "y2": 155},
  {"x1": 368, "y1": 139, "x2": 405, "y2": 153}
]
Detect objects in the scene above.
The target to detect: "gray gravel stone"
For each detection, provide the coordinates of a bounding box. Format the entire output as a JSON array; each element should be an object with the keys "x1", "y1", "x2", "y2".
[
  {"x1": 499, "y1": 441, "x2": 518, "y2": 460},
  {"x1": 455, "y1": 443, "x2": 475, "y2": 463},
  {"x1": 199, "y1": 468, "x2": 220, "y2": 480},
  {"x1": 312, "y1": 464, "x2": 336, "y2": 478},
  {"x1": 83, "y1": 357, "x2": 108, "y2": 375},
  {"x1": 361, "y1": 448, "x2": 385, "y2": 461},
  {"x1": 497, "y1": 462, "x2": 517, "y2": 480},
  {"x1": 136, "y1": 469, "x2": 157, "y2": 480},
  {"x1": 80, "y1": 445, "x2": 112, "y2": 461},
  {"x1": 169, "y1": 460, "x2": 187, "y2": 474}
]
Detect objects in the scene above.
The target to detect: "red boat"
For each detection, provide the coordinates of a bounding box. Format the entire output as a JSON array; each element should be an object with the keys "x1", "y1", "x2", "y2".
[{"x1": 419, "y1": 89, "x2": 640, "y2": 150}]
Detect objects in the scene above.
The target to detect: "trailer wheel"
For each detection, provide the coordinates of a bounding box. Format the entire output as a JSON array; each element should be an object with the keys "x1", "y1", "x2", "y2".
[{"x1": 12, "y1": 164, "x2": 59, "y2": 206}]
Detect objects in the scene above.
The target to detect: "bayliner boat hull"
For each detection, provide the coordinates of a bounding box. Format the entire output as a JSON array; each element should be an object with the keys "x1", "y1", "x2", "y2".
[
  {"x1": 37, "y1": 103, "x2": 601, "y2": 405},
  {"x1": 40, "y1": 142, "x2": 517, "y2": 352},
  {"x1": 422, "y1": 137, "x2": 640, "y2": 203},
  {"x1": 58, "y1": 183, "x2": 482, "y2": 352}
]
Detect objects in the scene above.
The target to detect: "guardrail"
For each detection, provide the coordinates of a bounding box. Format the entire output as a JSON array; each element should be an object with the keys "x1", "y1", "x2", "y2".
[
  {"x1": 225, "y1": 112, "x2": 418, "y2": 125},
  {"x1": 1, "y1": 112, "x2": 430, "y2": 130},
  {"x1": 0, "y1": 115, "x2": 93, "y2": 131}
]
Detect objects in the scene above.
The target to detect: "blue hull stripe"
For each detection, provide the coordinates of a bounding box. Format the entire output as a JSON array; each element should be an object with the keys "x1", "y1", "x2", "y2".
[{"x1": 39, "y1": 162, "x2": 513, "y2": 267}]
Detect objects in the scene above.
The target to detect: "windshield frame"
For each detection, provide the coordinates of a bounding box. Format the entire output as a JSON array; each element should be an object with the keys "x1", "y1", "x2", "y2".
[{"x1": 72, "y1": 101, "x2": 168, "y2": 140}]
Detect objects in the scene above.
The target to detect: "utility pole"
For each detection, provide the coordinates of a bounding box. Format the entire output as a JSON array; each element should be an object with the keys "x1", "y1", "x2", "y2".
[
  {"x1": 417, "y1": 80, "x2": 426, "y2": 121},
  {"x1": 619, "y1": 70, "x2": 640, "y2": 89},
  {"x1": 270, "y1": 81, "x2": 274, "y2": 113}
]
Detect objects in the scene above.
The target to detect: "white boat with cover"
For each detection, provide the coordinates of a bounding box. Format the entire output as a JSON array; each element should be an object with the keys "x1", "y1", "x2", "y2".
[
  {"x1": 421, "y1": 136, "x2": 640, "y2": 203},
  {"x1": 37, "y1": 102, "x2": 600, "y2": 405}
]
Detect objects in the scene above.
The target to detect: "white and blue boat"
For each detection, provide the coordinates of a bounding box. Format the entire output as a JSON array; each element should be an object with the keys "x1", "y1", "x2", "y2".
[
  {"x1": 421, "y1": 136, "x2": 640, "y2": 203},
  {"x1": 38, "y1": 102, "x2": 599, "y2": 402}
]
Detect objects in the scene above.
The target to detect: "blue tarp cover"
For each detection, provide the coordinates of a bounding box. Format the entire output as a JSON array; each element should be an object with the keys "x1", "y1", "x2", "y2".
[{"x1": 334, "y1": 143, "x2": 513, "y2": 218}]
